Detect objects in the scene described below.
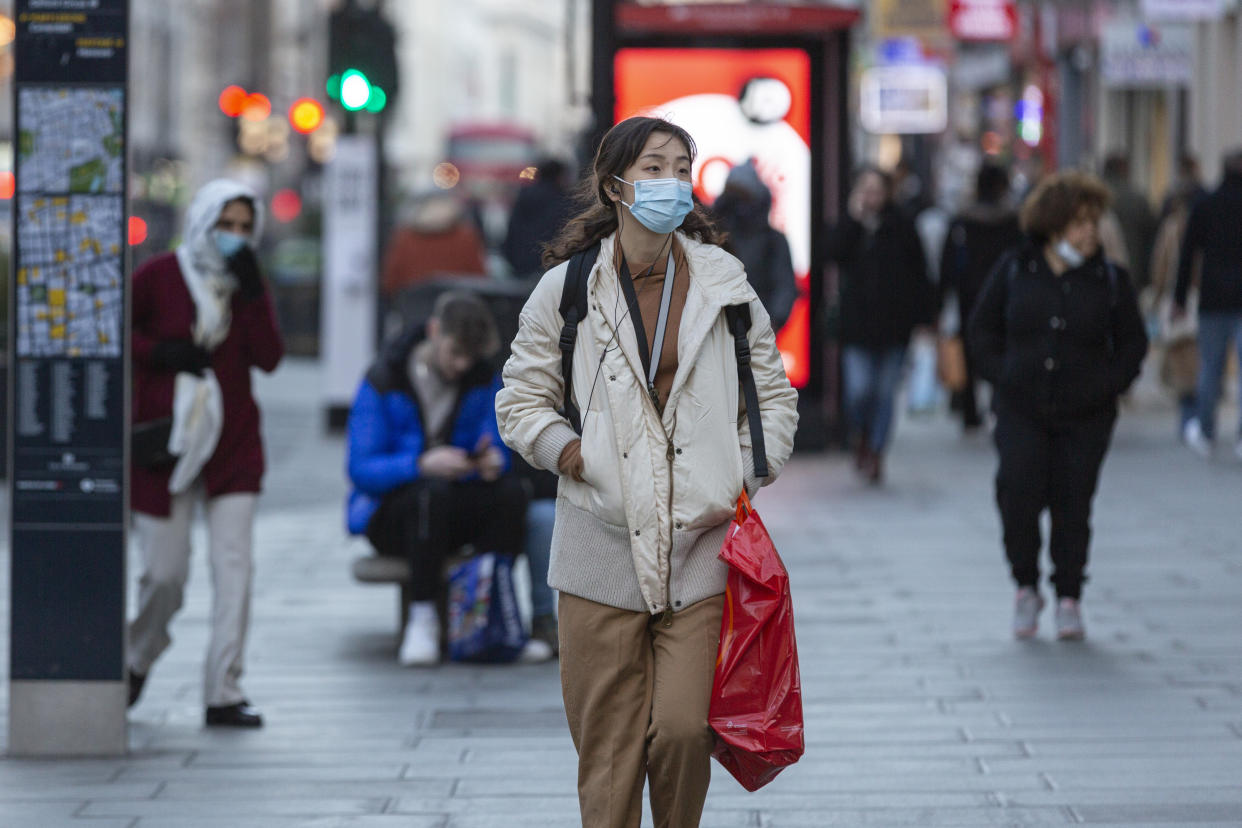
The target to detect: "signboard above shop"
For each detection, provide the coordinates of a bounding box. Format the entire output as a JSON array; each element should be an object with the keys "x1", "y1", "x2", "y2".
[
  {"x1": 871, "y1": 0, "x2": 949, "y2": 43},
  {"x1": 1140, "y1": 0, "x2": 1223, "y2": 20},
  {"x1": 615, "y1": 1, "x2": 860, "y2": 35},
  {"x1": 859, "y1": 65, "x2": 948, "y2": 134},
  {"x1": 1101, "y1": 19, "x2": 1193, "y2": 87},
  {"x1": 949, "y1": 0, "x2": 1017, "y2": 42}
]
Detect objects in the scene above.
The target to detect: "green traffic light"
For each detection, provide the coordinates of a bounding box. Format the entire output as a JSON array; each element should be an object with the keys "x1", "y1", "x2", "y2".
[
  {"x1": 326, "y1": 73, "x2": 342, "y2": 101},
  {"x1": 364, "y1": 86, "x2": 388, "y2": 113},
  {"x1": 340, "y1": 69, "x2": 372, "y2": 111}
]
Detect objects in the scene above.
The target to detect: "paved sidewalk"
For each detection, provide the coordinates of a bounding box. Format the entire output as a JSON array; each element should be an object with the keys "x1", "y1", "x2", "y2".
[{"x1": 3, "y1": 357, "x2": 1242, "y2": 827}]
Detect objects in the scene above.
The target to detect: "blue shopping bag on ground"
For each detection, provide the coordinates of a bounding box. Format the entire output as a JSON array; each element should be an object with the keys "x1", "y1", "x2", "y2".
[{"x1": 445, "y1": 552, "x2": 527, "y2": 663}]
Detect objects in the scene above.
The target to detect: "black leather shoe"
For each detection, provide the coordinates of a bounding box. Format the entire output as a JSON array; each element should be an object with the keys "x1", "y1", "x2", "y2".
[
  {"x1": 205, "y1": 701, "x2": 264, "y2": 728},
  {"x1": 127, "y1": 670, "x2": 147, "y2": 708}
]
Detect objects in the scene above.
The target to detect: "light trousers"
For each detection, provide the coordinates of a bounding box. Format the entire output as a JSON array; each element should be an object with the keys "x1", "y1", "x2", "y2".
[
  {"x1": 128, "y1": 487, "x2": 257, "y2": 707},
  {"x1": 559, "y1": 591, "x2": 723, "y2": 828}
]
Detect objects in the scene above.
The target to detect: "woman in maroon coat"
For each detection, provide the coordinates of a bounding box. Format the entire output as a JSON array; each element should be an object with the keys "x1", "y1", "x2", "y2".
[{"x1": 127, "y1": 180, "x2": 283, "y2": 727}]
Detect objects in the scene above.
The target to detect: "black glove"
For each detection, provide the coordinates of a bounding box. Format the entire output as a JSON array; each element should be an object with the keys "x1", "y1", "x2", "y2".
[
  {"x1": 150, "y1": 340, "x2": 211, "y2": 376},
  {"x1": 226, "y1": 246, "x2": 265, "y2": 300}
]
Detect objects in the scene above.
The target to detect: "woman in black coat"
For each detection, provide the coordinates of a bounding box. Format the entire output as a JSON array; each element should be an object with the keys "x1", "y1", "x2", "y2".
[
  {"x1": 939, "y1": 163, "x2": 1024, "y2": 430},
  {"x1": 969, "y1": 171, "x2": 1147, "y2": 641},
  {"x1": 827, "y1": 166, "x2": 935, "y2": 483}
]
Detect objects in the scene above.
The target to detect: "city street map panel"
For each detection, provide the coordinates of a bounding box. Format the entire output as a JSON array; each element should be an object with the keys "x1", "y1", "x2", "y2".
[
  {"x1": 15, "y1": 85, "x2": 126, "y2": 358},
  {"x1": 18, "y1": 88, "x2": 124, "y2": 195},
  {"x1": 16, "y1": 194, "x2": 124, "y2": 358}
]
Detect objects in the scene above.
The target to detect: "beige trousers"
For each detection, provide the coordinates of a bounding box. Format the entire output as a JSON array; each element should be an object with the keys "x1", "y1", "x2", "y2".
[
  {"x1": 128, "y1": 487, "x2": 257, "y2": 707},
  {"x1": 559, "y1": 591, "x2": 724, "y2": 828}
]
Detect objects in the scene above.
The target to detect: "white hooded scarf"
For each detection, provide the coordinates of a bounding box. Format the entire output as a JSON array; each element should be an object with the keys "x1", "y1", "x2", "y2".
[{"x1": 166, "y1": 179, "x2": 266, "y2": 494}]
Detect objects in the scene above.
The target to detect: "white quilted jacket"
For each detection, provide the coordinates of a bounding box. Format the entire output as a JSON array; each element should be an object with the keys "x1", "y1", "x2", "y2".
[{"x1": 496, "y1": 232, "x2": 798, "y2": 615}]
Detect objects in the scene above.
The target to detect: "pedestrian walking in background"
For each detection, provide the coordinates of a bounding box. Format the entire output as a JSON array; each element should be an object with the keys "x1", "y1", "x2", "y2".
[
  {"x1": 939, "y1": 163, "x2": 1023, "y2": 431},
  {"x1": 501, "y1": 156, "x2": 579, "y2": 658},
  {"x1": 1173, "y1": 149, "x2": 1242, "y2": 461},
  {"x1": 496, "y1": 116, "x2": 799, "y2": 828},
  {"x1": 127, "y1": 180, "x2": 284, "y2": 727},
  {"x1": 711, "y1": 159, "x2": 797, "y2": 331},
  {"x1": 969, "y1": 171, "x2": 1147, "y2": 641},
  {"x1": 826, "y1": 165, "x2": 936, "y2": 483},
  {"x1": 345, "y1": 291, "x2": 534, "y2": 666},
  {"x1": 501, "y1": 156, "x2": 575, "y2": 281},
  {"x1": 380, "y1": 192, "x2": 489, "y2": 297},
  {"x1": 1159, "y1": 153, "x2": 1209, "y2": 223},
  {"x1": 1101, "y1": 153, "x2": 1157, "y2": 296},
  {"x1": 1149, "y1": 175, "x2": 1202, "y2": 436}
]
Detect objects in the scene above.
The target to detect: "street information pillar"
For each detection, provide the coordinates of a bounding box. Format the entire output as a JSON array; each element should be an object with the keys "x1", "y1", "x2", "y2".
[
  {"x1": 320, "y1": 133, "x2": 378, "y2": 429},
  {"x1": 8, "y1": 0, "x2": 129, "y2": 755}
]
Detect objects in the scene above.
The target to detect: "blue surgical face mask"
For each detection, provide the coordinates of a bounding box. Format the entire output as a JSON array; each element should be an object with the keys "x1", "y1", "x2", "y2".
[
  {"x1": 613, "y1": 175, "x2": 694, "y2": 234},
  {"x1": 213, "y1": 230, "x2": 249, "y2": 259}
]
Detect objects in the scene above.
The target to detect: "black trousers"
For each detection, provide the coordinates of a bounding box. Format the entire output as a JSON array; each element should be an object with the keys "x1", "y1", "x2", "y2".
[
  {"x1": 366, "y1": 476, "x2": 528, "y2": 602},
  {"x1": 993, "y1": 404, "x2": 1115, "y2": 600},
  {"x1": 951, "y1": 350, "x2": 983, "y2": 428}
]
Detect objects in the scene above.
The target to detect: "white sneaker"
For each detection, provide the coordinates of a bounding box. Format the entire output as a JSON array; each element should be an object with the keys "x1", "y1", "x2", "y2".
[
  {"x1": 1055, "y1": 598, "x2": 1085, "y2": 641},
  {"x1": 1013, "y1": 587, "x2": 1045, "y2": 639},
  {"x1": 399, "y1": 602, "x2": 440, "y2": 667},
  {"x1": 1183, "y1": 419, "x2": 1212, "y2": 459},
  {"x1": 519, "y1": 638, "x2": 555, "y2": 663}
]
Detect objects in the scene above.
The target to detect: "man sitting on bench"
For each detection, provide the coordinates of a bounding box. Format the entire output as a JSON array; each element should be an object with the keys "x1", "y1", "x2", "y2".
[{"x1": 346, "y1": 291, "x2": 528, "y2": 666}]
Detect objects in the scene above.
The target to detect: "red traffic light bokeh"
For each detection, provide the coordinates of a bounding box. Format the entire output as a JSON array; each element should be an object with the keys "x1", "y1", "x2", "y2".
[
  {"x1": 219, "y1": 85, "x2": 273, "y2": 122},
  {"x1": 128, "y1": 216, "x2": 149, "y2": 246},
  {"x1": 271, "y1": 188, "x2": 303, "y2": 223},
  {"x1": 218, "y1": 85, "x2": 247, "y2": 118}
]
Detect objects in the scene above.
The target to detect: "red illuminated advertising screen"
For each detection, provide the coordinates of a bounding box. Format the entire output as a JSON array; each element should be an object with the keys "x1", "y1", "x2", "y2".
[{"x1": 615, "y1": 47, "x2": 812, "y2": 388}]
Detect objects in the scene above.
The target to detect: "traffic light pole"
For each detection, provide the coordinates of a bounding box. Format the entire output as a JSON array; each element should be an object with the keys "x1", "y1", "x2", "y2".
[{"x1": 321, "y1": 1, "x2": 397, "y2": 431}]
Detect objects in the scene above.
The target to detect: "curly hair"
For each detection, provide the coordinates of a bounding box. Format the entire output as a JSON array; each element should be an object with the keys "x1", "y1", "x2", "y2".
[
  {"x1": 1019, "y1": 171, "x2": 1112, "y2": 244},
  {"x1": 541, "y1": 116, "x2": 724, "y2": 268}
]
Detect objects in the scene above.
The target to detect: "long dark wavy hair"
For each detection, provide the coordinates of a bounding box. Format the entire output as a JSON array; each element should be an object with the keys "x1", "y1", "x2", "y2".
[{"x1": 542, "y1": 116, "x2": 725, "y2": 268}]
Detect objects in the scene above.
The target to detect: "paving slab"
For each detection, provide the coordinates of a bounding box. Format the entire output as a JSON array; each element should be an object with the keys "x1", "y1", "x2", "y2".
[
  {"x1": 127, "y1": 819, "x2": 445, "y2": 828},
  {"x1": 2, "y1": 357, "x2": 1240, "y2": 824}
]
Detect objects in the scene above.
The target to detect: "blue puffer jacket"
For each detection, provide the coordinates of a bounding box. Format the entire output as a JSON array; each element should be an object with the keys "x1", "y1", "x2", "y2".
[{"x1": 346, "y1": 328, "x2": 510, "y2": 535}]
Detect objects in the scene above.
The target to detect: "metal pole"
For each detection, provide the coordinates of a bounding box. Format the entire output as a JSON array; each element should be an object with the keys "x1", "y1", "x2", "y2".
[{"x1": 587, "y1": 0, "x2": 616, "y2": 159}]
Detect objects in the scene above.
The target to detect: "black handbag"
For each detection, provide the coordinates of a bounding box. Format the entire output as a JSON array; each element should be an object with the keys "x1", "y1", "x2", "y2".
[{"x1": 131, "y1": 417, "x2": 178, "y2": 468}]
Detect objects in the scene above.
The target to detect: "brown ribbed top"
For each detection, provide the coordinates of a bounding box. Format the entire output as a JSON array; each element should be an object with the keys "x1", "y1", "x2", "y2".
[{"x1": 614, "y1": 238, "x2": 690, "y2": 412}]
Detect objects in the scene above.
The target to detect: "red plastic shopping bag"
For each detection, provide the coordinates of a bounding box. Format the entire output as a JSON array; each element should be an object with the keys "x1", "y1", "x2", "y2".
[{"x1": 708, "y1": 491, "x2": 805, "y2": 791}]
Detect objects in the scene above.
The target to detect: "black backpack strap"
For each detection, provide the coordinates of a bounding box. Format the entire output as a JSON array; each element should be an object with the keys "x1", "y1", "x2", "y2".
[
  {"x1": 1103, "y1": 259, "x2": 1120, "y2": 356},
  {"x1": 725, "y1": 304, "x2": 768, "y2": 479},
  {"x1": 558, "y1": 242, "x2": 599, "y2": 434},
  {"x1": 1005, "y1": 251, "x2": 1020, "y2": 289},
  {"x1": 1104, "y1": 259, "x2": 1119, "y2": 308}
]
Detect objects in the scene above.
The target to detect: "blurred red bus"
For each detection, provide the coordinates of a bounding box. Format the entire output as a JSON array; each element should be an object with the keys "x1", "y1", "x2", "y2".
[{"x1": 447, "y1": 123, "x2": 536, "y2": 192}]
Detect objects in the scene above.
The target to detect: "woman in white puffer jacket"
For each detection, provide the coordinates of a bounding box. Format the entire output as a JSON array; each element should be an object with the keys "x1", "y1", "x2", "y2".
[{"x1": 496, "y1": 116, "x2": 798, "y2": 828}]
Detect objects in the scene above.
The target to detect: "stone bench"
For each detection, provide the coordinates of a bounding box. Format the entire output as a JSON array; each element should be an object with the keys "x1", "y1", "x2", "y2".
[
  {"x1": 351, "y1": 554, "x2": 415, "y2": 630},
  {"x1": 350, "y1": 548, "x2": 474, "y2": 639}
]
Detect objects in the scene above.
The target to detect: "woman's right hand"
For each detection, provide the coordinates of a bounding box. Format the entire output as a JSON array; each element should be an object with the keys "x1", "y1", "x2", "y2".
[{"x1": 558, "y1": 439, "x2": 585, "y2": 483}]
